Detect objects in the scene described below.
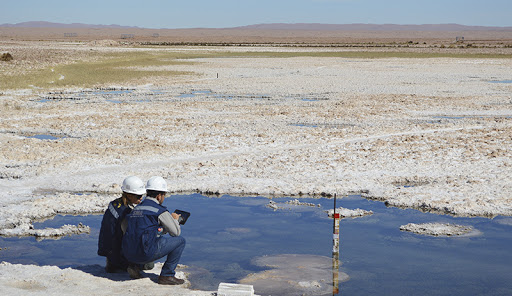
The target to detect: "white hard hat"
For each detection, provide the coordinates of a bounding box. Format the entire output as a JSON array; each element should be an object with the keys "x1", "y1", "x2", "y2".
[
  {"x1": 121, "y1": 176, "x2": 146, "y2": 195},
  {"x1": 146, "y1": 176, "x2": 169, "y2": 192}
]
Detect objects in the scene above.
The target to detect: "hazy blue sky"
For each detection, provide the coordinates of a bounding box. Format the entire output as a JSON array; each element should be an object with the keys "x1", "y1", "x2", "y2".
[{"x1": 2, "y1": 0, "x2": 511, "y2": 28}]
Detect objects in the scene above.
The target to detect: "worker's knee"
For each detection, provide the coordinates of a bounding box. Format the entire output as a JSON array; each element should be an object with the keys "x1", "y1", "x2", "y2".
[{"x1": 178, "y1": 236, "x2": 186, "y2": 247}]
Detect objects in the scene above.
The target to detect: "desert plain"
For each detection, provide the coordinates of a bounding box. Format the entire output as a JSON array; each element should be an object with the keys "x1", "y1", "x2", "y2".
[{"x1": 1, "y1": 27, "x2": 512, "y2": 294}]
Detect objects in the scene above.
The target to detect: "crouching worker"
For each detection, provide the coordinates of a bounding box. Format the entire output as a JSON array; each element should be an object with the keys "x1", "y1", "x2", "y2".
[
  {"x1": 98, "y1": 176, "x2": 145, "y2": 273},
  {"x1": 122, "y1": 176, "x2": 186, "y2": 285}
]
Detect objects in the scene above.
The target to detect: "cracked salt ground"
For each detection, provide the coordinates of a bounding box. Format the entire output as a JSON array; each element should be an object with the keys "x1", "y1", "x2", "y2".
[{"x1": 1, "y1": 194, "x2": 512, "y2": 295}]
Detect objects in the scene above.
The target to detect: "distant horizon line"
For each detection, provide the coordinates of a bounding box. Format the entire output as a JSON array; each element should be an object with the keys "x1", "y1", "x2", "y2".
[{"x1": 1, "y1": 21, "x2": 512, "y2": 31}]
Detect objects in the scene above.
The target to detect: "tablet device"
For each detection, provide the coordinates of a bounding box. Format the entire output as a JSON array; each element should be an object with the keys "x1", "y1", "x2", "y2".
[{"x1": 173, "y1": 209, "x2": 190, "y2": 225}]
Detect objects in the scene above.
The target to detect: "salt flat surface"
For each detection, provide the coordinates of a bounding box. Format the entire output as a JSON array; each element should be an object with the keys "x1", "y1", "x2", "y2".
[
  {"x1": 1, "y1": 44, "x2": 512, "y2": 294},
  {"x1": 0, "y1": 262, "x2": 212, "y2": 296}
]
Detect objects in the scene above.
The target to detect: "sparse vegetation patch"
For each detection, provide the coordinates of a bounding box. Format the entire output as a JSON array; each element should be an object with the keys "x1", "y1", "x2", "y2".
[{"x1": 0, "y1": 51, "x2": 195, "y2": 90}]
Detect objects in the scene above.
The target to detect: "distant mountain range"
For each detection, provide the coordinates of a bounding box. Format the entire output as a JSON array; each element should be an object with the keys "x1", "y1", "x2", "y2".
[
  {"x1": 0, "y1": 21, "x2": 141, "y2": 29},
  {"x1": 1, "y1": 21, "x2": 511, "y2": 31},
  {"x1": 235, "y1": 23, "x2": 512, "y2": 31}
]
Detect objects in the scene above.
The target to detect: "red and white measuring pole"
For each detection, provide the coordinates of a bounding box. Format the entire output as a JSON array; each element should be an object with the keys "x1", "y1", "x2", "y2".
[{"x1": 332, "y1": 193, "x2": 340, "y2": 295}]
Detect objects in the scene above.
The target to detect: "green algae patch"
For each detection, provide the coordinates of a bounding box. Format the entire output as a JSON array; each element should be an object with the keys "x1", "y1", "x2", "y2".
[{"x1": 0, "y1": 51, "x2": 194, "y2": 90}]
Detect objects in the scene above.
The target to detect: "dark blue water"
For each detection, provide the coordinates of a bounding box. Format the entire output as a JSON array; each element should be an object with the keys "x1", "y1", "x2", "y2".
[
  {"x1": 178, "y1": 90, "x2": 212, "y2": 98},
  {"x1": 0, "y1": 194, "x2": 511, "y2": 295},
  {"x1": 27, "y1": 134, "x2": 60, "y2": 140},
  {"x1": 176, "y1": 91, "x2": 269, "y2": 100}
]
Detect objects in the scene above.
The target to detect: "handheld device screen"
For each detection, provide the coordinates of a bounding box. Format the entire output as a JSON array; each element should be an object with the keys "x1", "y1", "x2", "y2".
[{"x1": 173, "y1": 209, "x2": 190, "y2": 225}]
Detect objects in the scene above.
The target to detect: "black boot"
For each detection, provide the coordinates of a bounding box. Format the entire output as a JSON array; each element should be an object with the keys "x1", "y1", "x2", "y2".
[
  {"x1": 105, "y1": 258, "x2": 117, "y2": 273},
  {"x1": 158, "y1": 275, "x2": 185, "y2": 285},
  {"x1": 142, "y1": 262, "x2": 155, "y2": 270},
  {"x1": 127, "y1": 264, "x2": 142, "y2": 279}
]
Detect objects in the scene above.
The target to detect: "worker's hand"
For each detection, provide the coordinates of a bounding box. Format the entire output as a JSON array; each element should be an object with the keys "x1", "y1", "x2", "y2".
[{"x1": 171, "y1": 212, "x2": 181, "y2": 220}]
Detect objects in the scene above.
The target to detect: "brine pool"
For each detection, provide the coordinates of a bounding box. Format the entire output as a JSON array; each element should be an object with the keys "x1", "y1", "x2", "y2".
[{"x1": 1, "y1": 194, "x2": 511, "y2": 295}]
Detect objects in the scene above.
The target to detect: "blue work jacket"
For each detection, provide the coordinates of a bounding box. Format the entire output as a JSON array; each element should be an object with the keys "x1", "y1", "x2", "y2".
[
  {"x1": 122, "y1": 198, "x2": 168, "y2": 263},
  {"x1": 97, "y1": 197, "x2": 131, "y2": 257}
]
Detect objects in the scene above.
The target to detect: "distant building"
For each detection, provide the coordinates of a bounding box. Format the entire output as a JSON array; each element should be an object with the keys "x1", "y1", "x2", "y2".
[
  {"x1": 456, "y1": 36, "x2": 464, "y2": 42},
  {"x1": 121, "y1": 34, "x2": 135, "y2": 39},
  {"x1": 64, "y1": 33, "x2": 78, "y2": 37},
  {"x1": 152, "y1": 33, "x2": 160, "y2": 38}
]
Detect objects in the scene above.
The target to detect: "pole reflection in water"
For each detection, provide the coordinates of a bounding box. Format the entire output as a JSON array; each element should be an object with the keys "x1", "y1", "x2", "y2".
[{"x1": 333, "y1": 193, "x2": 340, "y2": 295}]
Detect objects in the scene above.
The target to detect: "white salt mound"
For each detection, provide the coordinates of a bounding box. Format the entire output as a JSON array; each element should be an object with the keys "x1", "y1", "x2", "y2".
[
  {"x1": 326, "y1": 207, "x2": 373, "y2": 218},
  {"x1": 400, "y1": 222, "x2": 475, "y2": 236}
]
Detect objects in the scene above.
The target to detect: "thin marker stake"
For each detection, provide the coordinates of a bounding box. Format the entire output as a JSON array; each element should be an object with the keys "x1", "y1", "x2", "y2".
[{"x1": 332, "y1": 193, "x2": 340, "y2": 295}]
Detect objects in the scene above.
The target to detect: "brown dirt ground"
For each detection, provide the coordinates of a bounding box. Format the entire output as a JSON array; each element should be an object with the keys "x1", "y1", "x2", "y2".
[{"x1": 1, "y1": 27, "x2": 512, "y2": 47}]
